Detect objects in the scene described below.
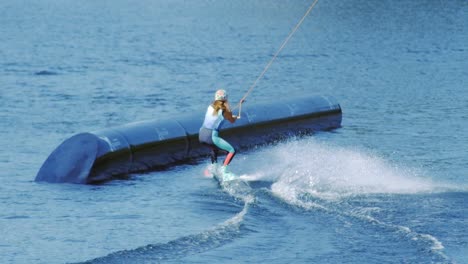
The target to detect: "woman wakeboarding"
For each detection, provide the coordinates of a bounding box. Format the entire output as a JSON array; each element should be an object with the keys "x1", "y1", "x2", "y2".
[{"x1": 199, "y1": 89, "x2": 241, "y2": 180}]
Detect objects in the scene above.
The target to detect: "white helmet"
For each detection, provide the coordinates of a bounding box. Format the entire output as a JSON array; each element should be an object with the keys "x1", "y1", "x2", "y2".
[{"x1": 214, "y1": 89, "x2": 228, "y2": 101}]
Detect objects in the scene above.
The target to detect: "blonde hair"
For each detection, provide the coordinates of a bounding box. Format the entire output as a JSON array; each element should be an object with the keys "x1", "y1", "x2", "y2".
[{"x1": 212, "y1": 100, "x2": 227, "y2": 115}]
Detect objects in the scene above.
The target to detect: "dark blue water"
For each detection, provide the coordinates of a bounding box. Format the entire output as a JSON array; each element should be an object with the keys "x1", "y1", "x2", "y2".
[{"x1": 1, "y1": 0, "x2": 467, "y2": 263}]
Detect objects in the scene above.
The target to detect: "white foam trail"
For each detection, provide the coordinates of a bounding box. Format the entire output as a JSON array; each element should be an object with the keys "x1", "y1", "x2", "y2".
[
  {"x1": 345, "y1": 210, "x2": 449, "y2": 260},
  {"x1": 418, "y1": 234, "x2": 445, "y2": 251},
  {"x1": 222, "y1": 196, "x2": 253, "y2": 226},
  {"x1": 202, "y1": 163, "x2": 255, "y2": 225},
  {"x1": 234, "y1": 138, "x2": 452, "y2": 262},
  {"x1": 237, "y1": 137, "x2": 441, "y2": 202},
  {"x1": 238, "y1": 172, "x2": 265, "y2": 182}
]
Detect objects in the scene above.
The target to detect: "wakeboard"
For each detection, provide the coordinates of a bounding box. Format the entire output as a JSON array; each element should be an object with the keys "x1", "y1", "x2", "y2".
[
  {"x1": 204, "y1": 164, "x2": 253, "y2": 199},
  {"x1": 204, "y1": 164, "x2": 248, "y2": 183}
]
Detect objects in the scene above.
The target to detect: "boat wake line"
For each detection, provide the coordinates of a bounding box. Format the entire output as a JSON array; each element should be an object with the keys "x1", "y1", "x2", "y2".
[{"x1": 79, "y1": 176, "x2": 254, "y2": 264}]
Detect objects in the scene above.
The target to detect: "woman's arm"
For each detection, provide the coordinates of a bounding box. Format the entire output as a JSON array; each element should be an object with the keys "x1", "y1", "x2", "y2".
[{"x1": 223, "y1": 102, "x2": 237, "y2": 123}]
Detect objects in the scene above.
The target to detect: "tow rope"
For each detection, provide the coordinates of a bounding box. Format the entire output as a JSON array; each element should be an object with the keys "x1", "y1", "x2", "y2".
[{"x1": 235, "y1": 0, "x2": 320, "y2": 116}]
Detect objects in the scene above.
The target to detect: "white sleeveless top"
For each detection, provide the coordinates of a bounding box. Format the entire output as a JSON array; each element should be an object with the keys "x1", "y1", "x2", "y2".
[{"x1": 202, "y1": 105, "x2": 225, "y2": 131}]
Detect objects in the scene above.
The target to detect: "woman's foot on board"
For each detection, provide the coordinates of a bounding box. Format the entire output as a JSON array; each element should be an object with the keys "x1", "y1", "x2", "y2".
[
  {"x1": 204, "y1": 163, "x2": 219, "y2": 177},
  {"x1": 219, "y1": 165, "x2": 237, "y2": 181}
]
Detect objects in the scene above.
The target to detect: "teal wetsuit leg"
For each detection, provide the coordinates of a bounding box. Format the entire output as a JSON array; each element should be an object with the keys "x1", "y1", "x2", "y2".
[
  {"x1": 212, "y1": 131, "x2": 235, "y2": 153},
  {"x1": 212, "y1": 131, "x2": 237, "y2": 177}
]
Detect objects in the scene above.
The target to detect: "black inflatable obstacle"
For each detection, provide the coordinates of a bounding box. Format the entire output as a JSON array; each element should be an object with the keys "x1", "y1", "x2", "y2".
[{"x1": 35, "y1": 95, "x2": 342, "y2": 184}]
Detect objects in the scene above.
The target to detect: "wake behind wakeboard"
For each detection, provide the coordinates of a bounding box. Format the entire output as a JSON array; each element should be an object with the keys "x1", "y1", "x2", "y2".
[{"x1": 205, "y1": 164, "x2": 252, "y2": 197}]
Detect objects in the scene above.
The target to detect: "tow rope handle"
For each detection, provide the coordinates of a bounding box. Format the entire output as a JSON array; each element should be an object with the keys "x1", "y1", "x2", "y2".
[{"x1": 236, "y1": 99, "x2": 245, "y2": 119}]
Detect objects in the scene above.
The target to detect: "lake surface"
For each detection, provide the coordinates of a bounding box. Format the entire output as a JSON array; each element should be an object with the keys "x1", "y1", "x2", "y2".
[{"x1": 1, "y1": 0, "x2": 467, "y2": 263}]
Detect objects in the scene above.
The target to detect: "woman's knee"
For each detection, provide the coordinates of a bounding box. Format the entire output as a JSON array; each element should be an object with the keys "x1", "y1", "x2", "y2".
[{"x1": 228, "y1": 146, "x2": 235, "y2": 154}]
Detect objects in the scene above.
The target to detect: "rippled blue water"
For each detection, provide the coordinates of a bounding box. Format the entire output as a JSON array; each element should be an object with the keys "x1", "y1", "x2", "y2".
[{"x1": 1, "y1": 0, "x2": 467, "y2": 263}]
